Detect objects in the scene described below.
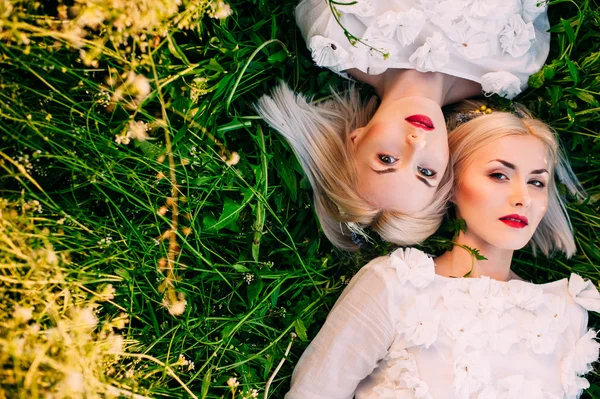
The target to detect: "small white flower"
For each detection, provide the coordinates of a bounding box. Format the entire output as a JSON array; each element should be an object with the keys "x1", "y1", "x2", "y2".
[
  {"x1": 377, "y1": 9, "x2": 425, "y2": 46},
  {"x1": 504, "y1": 279, "x2": 544, "y2": 311},
  {"x1": 463, "y1": 0, "x2": 498, "y2": 18},
  {"x1": 468, "y1": 276, "x2": 505, "y2": 315},
  {"x1": 561, "y1": 330, "x2": 600, "y2": 377},
  {"x1": 401, "y1": 373, "x2": 433, "y2": 398},
  {"x1": 335, "y1": 0, "x2": 374, "y2": 17},
  {"x1": 481, "y1": 312, "x2": 519, "y2": 355},
  {"x1": 522, "y1": 0, "x2": 547, "y2": 23},
  {"x1": 308, "y1": 35, "x2": 349, "y2": 69},
  {"x1": 453, "y1": 351, "x2": 491, "y2": 398},
  {"x1": 14, "y1": 305, "x2": 34, "y2": 323},
  {"x1": 499, "y1": 14, "x2": 536, "y2": 58},
  {"x1": 568, "y1": 273, "x2": 600, "y2": 312},
  {"x1": 115, "y1": 134, "x2": 131, "y2": 145},
  {"x1": 408, "y1": 33, "x2": 450, "y2": 73},
  {"x1": 420, "y1": 0, "x2": 464, "y2": 32},
  {"x1": 126, "y1": 120, "x2": 150, "y2": 142},
  {"x1": 442, "y1": 279, "x2": 477, "y2": 312},
  {"x1": 441, "y1": 309, "x2": 485, "y2": 352},
  {"x1": 523, "y1": 313, "x2": 559, "y2": 354},
  {"x1": 382, "y1": 346, "x2": 418, "y2": 382},
  {"x1": 389, "y1": 247, "x2": 435, "y2": 289},
  {"x1": 227, "y1": 377, "x2": 240, "y2": 388},
  {"x1": 209, "y1": 1, "x2": 233, "y2": 19},
  {"x1": 541, "y1": 294, "x2": 570, "y2": 334},
  {"x1": 445, "y1": 19, "x2": 489, "y2": 59},
  {"x1": 398, "y1": 295, "x2": 441, "y2": 348},
  {"x1": 65, "y1": 371, "x2": 86, "y2": 393},
  {"x1": 351, "y1": 26, "x2": 398, "y2": 75},
  {"x1": 481, "y1": 71, "x2": 522, "y2": 99}
]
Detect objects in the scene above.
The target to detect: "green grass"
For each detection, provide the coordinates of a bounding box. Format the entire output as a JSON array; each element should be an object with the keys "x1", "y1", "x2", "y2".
[{"x1": 1, "y1": 0, "x2": 600, "y2": 397}]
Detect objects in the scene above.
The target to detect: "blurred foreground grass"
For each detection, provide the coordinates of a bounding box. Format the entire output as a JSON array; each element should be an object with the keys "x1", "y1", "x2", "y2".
[{"x1": 1, "y1": 0, "x2": 600, "y2": 397}]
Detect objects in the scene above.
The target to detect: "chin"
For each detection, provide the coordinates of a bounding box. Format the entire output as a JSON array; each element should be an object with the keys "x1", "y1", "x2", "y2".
[{"x1": 488, "y1": 238, "x2": 532, "y2": 251}]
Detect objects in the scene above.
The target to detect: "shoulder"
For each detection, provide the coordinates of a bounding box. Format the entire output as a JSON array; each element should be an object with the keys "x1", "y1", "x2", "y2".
[{"x1": 341, "y1": 247, "x2": 436, "y2": 301}]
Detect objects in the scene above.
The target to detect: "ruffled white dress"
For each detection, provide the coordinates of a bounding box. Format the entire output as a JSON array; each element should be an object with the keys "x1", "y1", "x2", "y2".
[
  {"x1": 295, "y1": 0, "x2": 551, "y2": 98},
  {"x1": 285, "y1": 248, "x2": 600, "y2": 399}
]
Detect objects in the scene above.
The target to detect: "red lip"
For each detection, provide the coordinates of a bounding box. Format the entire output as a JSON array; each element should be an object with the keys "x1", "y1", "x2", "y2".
[
  {"x1": 405, "y1": 115, "x2": 434, "y2": 131},
  {"x1": 499, "y1": 214, "x2": 529, "y2": 229}
]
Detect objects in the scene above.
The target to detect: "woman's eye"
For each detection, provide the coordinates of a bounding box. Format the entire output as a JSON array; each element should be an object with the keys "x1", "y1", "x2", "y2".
[
  {"x1": 529, "y1": 180, "x2": 546, "y2": 188},
  {"x1": 490, "y1": 172, "x2": 508, "y2": 180},
  {"x1": 418, "y1": 166, "x2": 436, "y2": 177},
  {"x1": 378, "y1": 154, "x2": 398, "y2": 164}
]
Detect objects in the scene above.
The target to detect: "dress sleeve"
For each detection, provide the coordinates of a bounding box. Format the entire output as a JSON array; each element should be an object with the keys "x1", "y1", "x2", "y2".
[{"x1": 285, "y1": 257, "x2": 397, "y2": 399}]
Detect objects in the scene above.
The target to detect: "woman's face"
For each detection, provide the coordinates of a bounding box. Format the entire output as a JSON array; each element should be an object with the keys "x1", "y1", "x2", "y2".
[
  {"x1": 454, "y1": 134, "x2": 550, "y2": 250},
  {"x1": 350, "y1": 97, "x2": 449, "y2": 213}
]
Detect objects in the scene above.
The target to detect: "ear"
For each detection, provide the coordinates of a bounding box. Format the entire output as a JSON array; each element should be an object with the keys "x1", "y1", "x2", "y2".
[{"x1": 349, "y1": 127, "x2": 366, "y2": 148}]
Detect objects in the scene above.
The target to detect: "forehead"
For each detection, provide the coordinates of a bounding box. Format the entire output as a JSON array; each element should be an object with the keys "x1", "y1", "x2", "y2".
[{"x1": 470, "y1": 135, "x2": 549, "y2": 169}]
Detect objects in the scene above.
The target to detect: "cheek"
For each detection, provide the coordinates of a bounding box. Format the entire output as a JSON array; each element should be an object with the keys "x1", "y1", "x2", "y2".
[{"x1": 455, "y1": 177, "x2": 497, "y2": 212}]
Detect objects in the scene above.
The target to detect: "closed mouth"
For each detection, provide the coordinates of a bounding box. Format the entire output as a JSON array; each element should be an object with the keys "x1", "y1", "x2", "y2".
[
  {"x1": 405, "y1": 115, "x2": 434, "y2": 131},
  {"x1": 499, "y1": 214, "x2": 528, "y2": 229}
]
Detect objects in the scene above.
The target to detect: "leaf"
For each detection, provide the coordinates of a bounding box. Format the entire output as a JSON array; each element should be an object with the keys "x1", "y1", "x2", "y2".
[
  {"x1": 561, "y1": 18, "x2": 576, "y2": 44},
  {"x1": 574, "y1": 90, "x2": 598, "y2": 106},
  {"x1": 528, "y1": 69, "x2": 545, "y2": 89},
  {"x1": 275, "y1": 154, "x2": 298, "y2": 202},
  {"x1": 294, "y1": 319, "x2": 308, "y2": 342},
  {"x1": 566, "y1": 59, "x2": 580, "y2": 85},
  {"x1": 220, "y1": 322, "x2": 237, "y2": 339},
  {"x1": 211, "y1": 196, "x2": 242, "y2": 231},
  {"x1": 543, "y1": 64, "x2": 556, "y2": 80},
  {"x1": 247, "y1": 278, "x2": 263, "y2": 306},
  {"x1": 205, "y1": 58, "x2": 226, "y2": 73},
  {"x1": 167, "y1": 35, "x2": 191, "y2": 66},
  {"x1": 201, "y1": 367, "x2": 212, "y2": 399},
  {"x1": 267, "y1": 49, "x2": 289, "y2": 64},
  {"x1": 252, "y1": 201, "x2": 264, "y2": 262},
  {"x1": 566, "y1": 108, "x2": 576, "y2": 128},
  {"x1": 270, "y1": 285, "x2": 280, "y2": 308},
  {"x1": 232, "y1": 263, "x2": 251, "y2": 273}
]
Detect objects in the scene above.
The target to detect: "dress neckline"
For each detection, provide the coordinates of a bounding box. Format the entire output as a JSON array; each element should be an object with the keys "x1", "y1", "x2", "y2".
[{"x1": 432, "y1": 272, "x2": 569, "y2": 288}]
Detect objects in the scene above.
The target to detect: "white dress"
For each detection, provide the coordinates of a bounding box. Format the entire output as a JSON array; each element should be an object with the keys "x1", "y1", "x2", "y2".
[
  {"x1": 285, "y1": 248, "x2": 600, "y2": 399},
  {"x1": 295, "y1": 0, "x2": 551, "y2": 99}
]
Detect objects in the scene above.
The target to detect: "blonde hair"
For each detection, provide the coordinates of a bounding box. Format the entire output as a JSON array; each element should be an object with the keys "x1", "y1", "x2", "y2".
[
  {"x1": 256, "y1": 83, "x2": 453, "y2": 251},
  {"x1": 446, "y1": 100, "x2": 584, "y2": 258}
]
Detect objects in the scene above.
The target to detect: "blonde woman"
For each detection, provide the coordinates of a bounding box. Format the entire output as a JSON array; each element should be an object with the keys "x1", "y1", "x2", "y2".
[
  {"x1": 257, "y1": 0, "x2": 551, "y2": 249},
  {"x1": 284, "y1": 104, "x2": 599, "y2": 399}
]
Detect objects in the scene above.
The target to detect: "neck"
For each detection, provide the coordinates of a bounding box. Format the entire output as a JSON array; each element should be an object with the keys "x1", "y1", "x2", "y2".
[
  {"x1": 435, "y1": 231, "x2": 515, "y2": 282},
  {"x1": 356, "y1": 69, "x2": 480, "y2": 107}
]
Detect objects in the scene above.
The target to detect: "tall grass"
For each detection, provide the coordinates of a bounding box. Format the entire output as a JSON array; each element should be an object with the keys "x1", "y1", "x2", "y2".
[{"x1": 1, "y1": 0, "x2": 599, "y2": 397}]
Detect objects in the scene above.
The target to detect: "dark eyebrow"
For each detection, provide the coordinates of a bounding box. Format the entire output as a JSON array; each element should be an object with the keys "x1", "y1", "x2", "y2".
[
  {"x1": 371, "y1": 168, "x2": 435, "y2": 188},
  {"x1": 531, "y1": 169, "x2": 549, "y2": 175},
  {"x1": 417, "y1": 176, "x2": 434, "y2": 188},
  {"x1": 371, "y1": 168, "x2": 397, "y2": 174},
  {"x1": 489, "y1": 159, "x2": 516, "y2": 169},
  {"x1": 489, "y1": 159, "x2": 548, "y2": 175}
]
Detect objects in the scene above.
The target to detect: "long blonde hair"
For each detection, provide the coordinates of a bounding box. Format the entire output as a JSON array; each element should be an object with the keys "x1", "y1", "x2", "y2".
[
  {"x1": 256, "y1": 83, "x2": 453, "y2": 250},
  {"x1": 446, "y1": 100, "x2": 584, "y2": 257}
]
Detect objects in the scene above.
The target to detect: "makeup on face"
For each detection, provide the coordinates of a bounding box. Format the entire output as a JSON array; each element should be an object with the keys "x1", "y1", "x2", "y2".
[
  {"x1": 405, "y1": 115, "x2": 434, "y2": 131},
  {"x1": 454, "y1": 135, "x2": 550, "y2": 251},
  {"x1": 350, "y1": 96, "x2": 449, "y2": 212}
]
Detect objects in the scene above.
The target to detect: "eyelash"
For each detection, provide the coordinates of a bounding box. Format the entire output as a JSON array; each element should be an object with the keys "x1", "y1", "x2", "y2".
[
  {"x1": 378, "y1": 154, "x2": 397, "y2": 164},
  {"x1": 378, "y1": 155, "x2": 437, "y2": 177},
  {"x1": 418, "y1": 166, "x2": 436, "y2": 177},
  {"x1": 489, "y1": 173, "x2": 546, "y2": 188}
]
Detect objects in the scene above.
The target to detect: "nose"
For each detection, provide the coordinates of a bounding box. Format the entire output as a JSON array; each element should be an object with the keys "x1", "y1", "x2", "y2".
[
  {"x1": 407, "y1": 132, "x2": 426, "y2": 150},
  {"x1": 510, "y1": 182, "x2": 531, "y2": 208}
]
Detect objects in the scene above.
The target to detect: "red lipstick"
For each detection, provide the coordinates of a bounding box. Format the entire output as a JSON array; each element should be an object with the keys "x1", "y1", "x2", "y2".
[
  {"x1": 499, "y1": 214, "x2": 529, "y2": 229},
  {"x1": 405, "y1": 115, "x2": 434, "y2": 131}
]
